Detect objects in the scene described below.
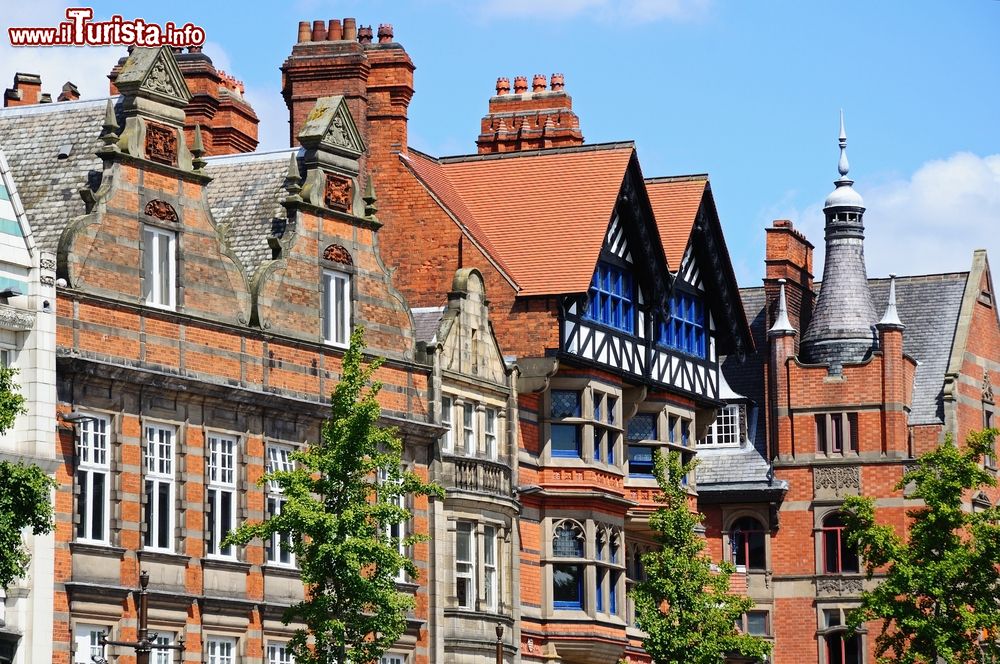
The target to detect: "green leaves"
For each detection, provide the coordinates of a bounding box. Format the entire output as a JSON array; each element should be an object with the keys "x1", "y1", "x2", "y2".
[
  {"x1": 632, "y1": 450, "x2": 772, "y2": 664},
  {"x1": 842, "y1": 428, "x2": 1000, "y2": 664},
  {"x1": 0, "y1": 461, "x2": 55, "y2": 589},
  {"x1": 0, "y1": 365, "x2": 27, "y2": 435},
  {"x1": 225, "y1": 327, "x2": 443, "y2": 664}
]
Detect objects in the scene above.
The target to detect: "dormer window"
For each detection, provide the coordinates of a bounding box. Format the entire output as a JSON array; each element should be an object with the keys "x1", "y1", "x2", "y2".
[
  {"x1": 585, "y1": 262, "x2": 634, "y2": 334},
  {"x1": 659, "y1": 291, "x2": 706, "y2": 358}
]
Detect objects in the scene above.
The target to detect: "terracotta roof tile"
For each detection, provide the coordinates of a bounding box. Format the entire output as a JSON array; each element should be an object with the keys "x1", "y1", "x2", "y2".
[
  {"x1": 645, "y1": 176, "x2": 708, "y2": 270},
  {"x1": 420, "y1": 143, "x2": 634, "y2": 296}
]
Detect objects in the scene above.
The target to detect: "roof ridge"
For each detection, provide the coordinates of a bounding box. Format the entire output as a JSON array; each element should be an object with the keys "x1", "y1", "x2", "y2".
[
  {"x1": 204, "y1": 147, "x2": 301, "y2": 165},
  {"x1": 0, "y1": 96, "x2": 113, "y2": 117},
  {"x1": 435, "y1": 140, "x2": 634, "y2": 164},
  {"x1": 645, "y1": 174, "x2": 709, "y2": 183}
]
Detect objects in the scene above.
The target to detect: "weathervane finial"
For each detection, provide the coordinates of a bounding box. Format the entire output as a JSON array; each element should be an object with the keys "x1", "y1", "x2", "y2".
[{"x1": 837, "y1": 109, "x2": 850, "y2": 178}]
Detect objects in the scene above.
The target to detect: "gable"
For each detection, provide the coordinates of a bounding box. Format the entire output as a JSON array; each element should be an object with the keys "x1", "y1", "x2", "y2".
[
  {"x1": 114, "y1": 46, "x2": 192, "y2": 107},
  {"x1": 298, "y1": 95, "x2": 366, "y2": 158}
]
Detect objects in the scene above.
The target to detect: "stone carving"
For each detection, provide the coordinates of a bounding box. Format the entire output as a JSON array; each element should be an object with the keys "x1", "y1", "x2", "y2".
[
  {"x1": 327, "y1": 115, "x2": 352, "y2": 149},
  {"x1": 323, "y1": 244, "x2": 353, "y2": 265},
  {"x1": 145, "y1": 123, "x2": 177, "y2": 166},
  {"x1": 0, "y1": 305, "x2": 35, "y2": 331},
  {"x1": 816, "y1": 576, "x2": 863, "y2": 596},
  {"x1": 145, "y1": 58, "x2": 182, "y2": 98},
  {"x1": 40, "y1": 275, "x2": 55, "y2": 286},
  {"x1": 324, "y1": 174, "x2": 352, "y2": 212},
  {"x1": 984, "y1": 369, "x2": 994, "y2": 403},
  {"x1": 40, "y1": 258, "x2": 56, "y2": 272},
  {"x1": 813, "y1": 465, "x2": 860, "y2": 497},
  {"x1": 144, "y1": 199, "x2": 179, "y2": 222}
]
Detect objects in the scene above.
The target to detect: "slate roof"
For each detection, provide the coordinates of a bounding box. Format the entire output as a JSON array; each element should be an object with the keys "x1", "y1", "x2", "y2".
[
  {"x1": 699, "y1": 272, "x2": 969, "y2": 488},
  {"x1": 412, "y1": 306, "x2": 444, "y2": 344},
  {"x1": 203, "y1": 149, "x2": 296, "y2": 279},
  {"x1": 406, "y1": 142, "x2": 635, "y2": 297},
  {"x1": 645, "y1": 175, "x2": 706, "y2": 269},
  {"x1": 0, "y1": 98, "x2": 108, "y2": 254}
]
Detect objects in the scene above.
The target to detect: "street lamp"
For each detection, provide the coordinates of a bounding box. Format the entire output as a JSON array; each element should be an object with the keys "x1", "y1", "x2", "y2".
[
  {"x1": 92, "y1": 571, "x2": 184, "y2": 664},
  {"x1": 495, "y1": 622, "x2": 503, "y2": 664}
]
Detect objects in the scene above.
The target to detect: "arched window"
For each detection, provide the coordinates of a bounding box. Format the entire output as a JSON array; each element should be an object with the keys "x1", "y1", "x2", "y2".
[
  {"x1": 822, "y1": 608, "x2": 863, "y2": 664},
  {"x1": 552, "y1": 521, "x2": 585, "y2": 610},
  {"x1": 731, "y1": 516, "x2": 767, "y2": 571},
  {"x1": 822, "y1": 513, "x2": 859, "y2": 574}
]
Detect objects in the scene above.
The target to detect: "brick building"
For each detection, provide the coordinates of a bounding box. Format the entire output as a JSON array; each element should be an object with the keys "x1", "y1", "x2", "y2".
[
  {"x1": 698, "y1": 122, "x2": 1000, "y2": 663},
  {"x1": 0, "y1": 16, "x2": 996, "y2": 664}
]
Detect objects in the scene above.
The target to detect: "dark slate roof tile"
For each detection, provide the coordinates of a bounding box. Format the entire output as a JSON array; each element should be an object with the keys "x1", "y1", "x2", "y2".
[{"x1": 412, "y1": 306, "x2": 444, "y2": 344}]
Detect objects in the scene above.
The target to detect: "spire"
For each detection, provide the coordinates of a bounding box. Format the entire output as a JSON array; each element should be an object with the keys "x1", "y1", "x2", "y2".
[
  {"x1": 99, "y1": 99, "x2": 119, "y2": 149},
  {"x1": 769, "y1": 279, "x2": 796, "y2": 336},
  {"x1": 877, "y1": 274, "x2": 904, "y2": 329},
  {"x1": 800, "y1": 112, "x2": 878, "y2": 366}
]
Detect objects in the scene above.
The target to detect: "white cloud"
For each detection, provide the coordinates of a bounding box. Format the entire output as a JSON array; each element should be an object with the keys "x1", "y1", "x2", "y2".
[
  {"x1": 761, "y1": 152, "x2": 1000, "y2": 281},
  {"x1": 478, "y1": 0, "x2": 710, "y2": 22}
]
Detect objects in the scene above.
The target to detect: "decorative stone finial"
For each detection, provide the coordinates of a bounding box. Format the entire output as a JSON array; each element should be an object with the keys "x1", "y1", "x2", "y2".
[
  {"x1": 99, "y1": 99, "x2": 119, "y2": 148},
  {"x1": 191, "y1": 124, "x2": 206, "y2": 171},
  {"x1": 877, "y1": 274, "x2": 904, "y2": 329},
  {"x1": 838, "y1": 109, "x2": 849, "y2": 178},
  {"x1": 283, "y1": 152, "x2": 302, "y2": 201},
  {"x1": 363, "y1": 178, "x2": 378, "y2": 219},
  {"x1": 769, "y1": 279, "x2": 796, "y2": 335}
]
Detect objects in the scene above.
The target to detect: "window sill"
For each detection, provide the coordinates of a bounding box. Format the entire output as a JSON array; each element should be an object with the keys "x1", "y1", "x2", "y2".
[
  {"x1": 138, "y1": 549, "x2": 190, "y2": 565},
  {"x1": 202, "y1": 557, "x2": 251, "y2": 573},
  {"x1": 70, "y1": 541, "x2": 126, "y2": 557}
]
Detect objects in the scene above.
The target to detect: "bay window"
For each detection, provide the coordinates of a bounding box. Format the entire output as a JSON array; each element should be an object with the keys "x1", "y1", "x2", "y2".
[
  {"x1": 551, "y1": 521, "x2": 585, "y2": 610},
  {"x1": 483, "y1": 525, "x2": 498, "y2": 612},
  {"x1": 455, "y1": 521, "x2": 475, "y2": 609},
  {"x1": 550, "y1": 389, "x2": 582, "y2": 458}
]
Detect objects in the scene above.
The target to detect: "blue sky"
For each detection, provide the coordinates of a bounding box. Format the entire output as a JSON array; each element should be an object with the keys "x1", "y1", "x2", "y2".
[{"x1": 3, "y1": 1, "x2": 997, "y2": 285}]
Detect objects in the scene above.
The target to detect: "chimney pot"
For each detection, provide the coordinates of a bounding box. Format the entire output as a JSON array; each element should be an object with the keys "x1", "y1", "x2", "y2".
[
  {"x1": 328, "y1": 19, "x2": 342, "y2": 40},
  {"x1": 297, "y1": 21, "x2": 311, "y2": 43},
  {"x1": 358, "y1": 25, "x2": 373, "y2": 44},
  {"x1": 550, "y1": 73, "x2": 565, "y2": 92},
  {"x1": 377, "y1": 24, "x2": 394, "y2": 43},
  {"x1": 513, "y1": 76, "x2": 528, "y2": 95},
  {"x1": 532, "y1": 74, "x2": 546, "y2": 93},
  {"x1": 188, "y1": 45, "x2": 203, "y2": 53},
  {"x1": 495, "y1": 77, "x2": 511, "y2": 95},
  {"x1": 312, "y1": 20, "x2": 327, "y2": 41},
  {"x1": 343, "y1": 18, "x2": 357, "y2": 41}
]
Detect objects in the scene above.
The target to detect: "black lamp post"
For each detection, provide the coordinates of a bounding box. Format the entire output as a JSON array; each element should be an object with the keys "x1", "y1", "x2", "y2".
[
  {"x1": 495, "y1": 622, "x2": 504, "y2": 664},
  {"x1": 93, "y1": 570, "x2": 184, "y2": 664}
]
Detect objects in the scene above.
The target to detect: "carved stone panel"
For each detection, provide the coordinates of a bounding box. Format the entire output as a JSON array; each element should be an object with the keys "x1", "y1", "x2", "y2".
[
  {"x1": 323, "y1": 173, "x2": 352, "y2": 212},
  {"x1": 322, "y1": 244, "x2": 353, "y2": 265},
  {"x1": 144, "y1": 200, "x2": 179, "y2": 222},
  {"x1": 816, "y1": 576, "x2": 863, "y2": 597},
  {"x1": 145, "y1": 122, "x2": 177, "y2": 166},
  {"x1": 813, "y1": 465, "x2": 861, "y2": 498}
]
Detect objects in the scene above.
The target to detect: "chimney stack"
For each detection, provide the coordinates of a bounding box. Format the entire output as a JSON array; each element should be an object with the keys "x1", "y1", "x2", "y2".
[
  {"x1": 764, "y1": 219, "x2": 815, "y2": 352},
  {"x1": 477, "y1": 72, "x2": 584, "y2": 154},
  {"x1": 57, "y1": 81, "x2": 80, "y2": 102},
  {"x1": 3, "y1": 73, "x2": 42, "y2": 107}
]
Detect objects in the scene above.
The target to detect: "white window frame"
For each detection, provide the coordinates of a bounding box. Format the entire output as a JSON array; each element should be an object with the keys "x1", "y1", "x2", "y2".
[
  {"x1": 205, "y1": 636, "x2": 237, "y2": 664},
  {"x1": 76, "y1": 415, "x2": 111, "y2": 544},
  {"x1": 441, "y1": 395, "x2": 454, "y2": 453},
  {"x1": 151, "y1": 632, "x2": 177, "y2": 664},
  {"x1": 143, "y1": 225, "x2": 176, "y2": 310},
  {"x1": 267, "y1": 641, "x2": 295, "y2": 664},
  {"x1": 462, "y1": 403, "x2": 476, "y2": 456},
  {"x1": 700, "y1": 404, "x2": 740, "y2": 448},
  {"x1": 379, "y1": 467, "x2": 407, "y2": 582},
  {"x1": 322, "y1": 269, "x2": 351, "y2": 347},
  {"x1": 73, "y1": 623, "x2": 107, "y2": 664},
  {"x1": 380, "y1": 656, "x2": 405, "y2": 664},
  {"x1": 265, "y1": 444, "x2": 295, "y2": 567},
  {"x1": 485, "y1": 408, "x2": 498, "y2": 460},
  {"x1": 455, "y1": 521, "x2": 476, "y2": 609},
  {"x1": 483, "y1": 524, "x2": 498, "y2": 612},
  {"x1": 143, "y1": 423, "x2": 176, "y2": 552},
  {"x1": 206, "y1": 434, "x2": 238, "y2": 559}
]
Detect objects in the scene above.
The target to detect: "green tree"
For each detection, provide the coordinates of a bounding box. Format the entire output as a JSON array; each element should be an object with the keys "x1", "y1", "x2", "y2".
[
  {"x1": 0, "y1": 364, "x2": 56, "y2": 589},
  {"x1": 226, "y1": 328, "x2": 443, "y2": 664},
  {"x1": 632, "y1": 450, "x2": 772, "y2": 664},
  {"x1": 842, "y1": 428, "x2": 1000, "y2": 664}
]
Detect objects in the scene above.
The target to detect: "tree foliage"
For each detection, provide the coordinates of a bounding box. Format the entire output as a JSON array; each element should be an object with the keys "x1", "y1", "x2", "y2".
[
  {"x1": 0, "y1": 365, "x2": 55, "y2": 589},
  {"x1": 225, "y1": 328, "x2": 443, "y2": 664},
  {"x1": 842, "y1": 428, "x2": 1000, "y2": 664},
  {"x1": 632, "y1": 450, "x2": 772, "y2": 664}
]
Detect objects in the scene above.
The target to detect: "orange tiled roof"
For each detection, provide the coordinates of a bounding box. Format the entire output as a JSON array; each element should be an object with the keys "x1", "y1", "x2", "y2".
[
  {"x1": 645, "y1": 175, "x2": 708, "y2": 270},
  {"x1": 407, "y1": 143, "x2": 635, "y2": 297}
]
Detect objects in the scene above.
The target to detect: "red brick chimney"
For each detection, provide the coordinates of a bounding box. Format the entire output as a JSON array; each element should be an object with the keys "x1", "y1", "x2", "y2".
[
  {"x1": 281, "y1": 18, "x2": 414, "y2": 159},
  {"x1": 3, "y1": 73, "x2": 42, "y2": 107},
  {"x1": 476, "y1": 72, "x2": 584, "y2": 154},
  {"x1": 764, "y1": 220, "x2": 815, "y2": 347},
  {"x1": 108, "y1": 47, "x2": 259, "y2": 155},
  {"x1": 57, "y1": 82, "x2": 80, "y2": 102}
]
